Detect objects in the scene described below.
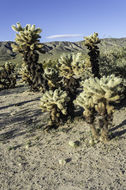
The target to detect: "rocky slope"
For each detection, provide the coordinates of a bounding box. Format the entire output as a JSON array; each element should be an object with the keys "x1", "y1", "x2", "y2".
[{"x1": 0, "y1": 38, "x2": 126, "y2": 63}]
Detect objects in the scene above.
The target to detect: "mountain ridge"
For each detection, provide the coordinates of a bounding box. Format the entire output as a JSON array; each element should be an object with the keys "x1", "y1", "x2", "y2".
[{"x1": 0, "y1": 38, "x2": 126, "y2": 63}]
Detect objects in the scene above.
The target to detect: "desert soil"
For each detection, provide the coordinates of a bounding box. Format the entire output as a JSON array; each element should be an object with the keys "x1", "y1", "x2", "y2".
[{"x1": 0, "y1": 77, "x2": 126, "y2": 190}]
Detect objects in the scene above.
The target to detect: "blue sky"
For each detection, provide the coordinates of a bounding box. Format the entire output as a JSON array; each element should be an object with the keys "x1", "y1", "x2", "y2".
[{"x1": 1, "y1": 0, "x2": 126, "y2": 42}]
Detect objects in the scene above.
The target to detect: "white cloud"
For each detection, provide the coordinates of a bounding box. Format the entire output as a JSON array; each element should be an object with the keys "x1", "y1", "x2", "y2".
[{"x1": 46, "y1": 34, "x2": 82, "y2": 39}]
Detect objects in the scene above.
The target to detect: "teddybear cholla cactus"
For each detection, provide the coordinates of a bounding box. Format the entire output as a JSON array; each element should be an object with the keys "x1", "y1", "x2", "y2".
[
  {"x1": 40, "y1": 88, "x2": 70, "y2": 126},
  {"x1": 84, "y1": 32, "x2": 101, "y2": 78},
  {"x1": 0, "y1": 62, "x2": 17, "y2": 90},
  {"x1": 56, "y1": 53, "x2": 88, "y2": 118},
  {"x1": 74, "y1": 75, "x2": 125, "y2": 141},
  {"x1": 57, "y1": 53, "x2": 91, "y2": 79},
  {"x1": 72, "y1": 54, "x2": 92, "y2": 80},
  {"x1": 11, "y1": 22, "x2": 48, "y2": 92}
]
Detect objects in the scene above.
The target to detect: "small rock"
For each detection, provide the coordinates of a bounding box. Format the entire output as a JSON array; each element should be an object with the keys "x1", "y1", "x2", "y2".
[
  {"x1": 69, "y1": 140, "x2": 81, "y2": 148},
  {"x1": 59, "y1": 159, "x2": 66, "y2": 166}
]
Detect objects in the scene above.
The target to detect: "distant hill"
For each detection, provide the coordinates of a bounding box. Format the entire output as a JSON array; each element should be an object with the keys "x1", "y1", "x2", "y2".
[
  {"x1": 0, "y1": 41, "x2": 16, "y2": 61},
  {"x1": 0, "y1": 38, "x2": 126, "y2": 66}
]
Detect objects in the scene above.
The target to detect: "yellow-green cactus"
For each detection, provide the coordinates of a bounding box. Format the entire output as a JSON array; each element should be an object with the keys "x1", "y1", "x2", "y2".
[
  {"x1": 11, "y1": 22, "x2": 47, "y2": 92},
  {"x1": 11, "y1": 23, "x2": 43, "y2": 53},
  {"x1": 84, "y1": 32, "x2": 100, "y2": 49},
  {"x1": 18, "y1": 63, "x2": 32, "y2": 84},
  {"x1": 84, "y1": 32, "x2": 101, "y2": 78},
  {"x1": 57, "y1": 53, "x2": 73, "y2": 79},
  {"x1": 40, "y1": 88, "x2": 70, "y2": 126},
  {"x1": 82, "y1": 75, "x2": 124, "y2": 111},
  {"x1": 74, "y1": 74, "x2": 125, "y2": 141},
  {"x1": 56, "y1": 52, "x2": 92, "y2": 119},
  {"x1": 57, "y1": 53, "x2": 91, "y2": 79}
]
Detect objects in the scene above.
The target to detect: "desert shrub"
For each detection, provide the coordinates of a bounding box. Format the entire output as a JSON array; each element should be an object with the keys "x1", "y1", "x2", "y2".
[
  {"x1": 99, "y1": 47, "x2": 126, "y2": 78},
  {"x1": 74, "y1": 74, "x2": 126, "y2": 142},
  {"x1": 11, "y1": 22, "x2": 48, "y2": 92},
  {"x1": 0, "y1": 62, "x2": 17, "y2": 90}
]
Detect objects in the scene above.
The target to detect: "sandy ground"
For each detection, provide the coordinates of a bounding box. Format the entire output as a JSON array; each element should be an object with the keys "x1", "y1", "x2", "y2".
[{"x1": 0, "y1": 78, "x2": 126, "y2": 190}]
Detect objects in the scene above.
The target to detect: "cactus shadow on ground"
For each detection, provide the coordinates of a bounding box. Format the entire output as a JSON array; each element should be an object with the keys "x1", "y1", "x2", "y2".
[
  {"x1": 0, "y1": 84, "x2": 28, "y2": 96},
  {"x1": 109, "y1": 119, "x2": 126, "y2": 139},
  {"x1": 0, "y1": 97, "x2": 40, "y2": 111},
  {"x1": 0, "y1": 128, "x2": 26, "y2": 142}
]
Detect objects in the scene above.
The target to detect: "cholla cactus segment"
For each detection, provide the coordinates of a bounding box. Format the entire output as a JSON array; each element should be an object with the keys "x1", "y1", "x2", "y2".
[
  {"x1": 40, "y1": 88, "x2": 70, "y2": 115},
  {"x1": 4, "y1": 62, "x2": 15, "y2": 72},
  {"x1": 84, "y1": 32, "x2": 100, "y2": 49},
  {"x1": 74, "y1": 91, "x2": 94, "y2": 111},
  {"x1": 44, "y1": 67, "x2": 57, "y2": 77},
  {"x1": 11, "y1": 22, "x2": 43, "y2": 53},
  {"x1": 11, "y1": 22, "x2": 24, "y2": 32}
]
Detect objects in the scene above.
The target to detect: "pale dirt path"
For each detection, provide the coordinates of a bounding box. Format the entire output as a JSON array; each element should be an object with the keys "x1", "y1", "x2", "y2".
[{"x1": 0, "y1": 79, "x2": 126, "y2": 190}]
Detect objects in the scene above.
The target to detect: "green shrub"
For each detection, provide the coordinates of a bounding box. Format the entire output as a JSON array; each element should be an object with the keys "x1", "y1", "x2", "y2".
[{"x1": 99, "y1": 47, "x2": 126, "y2": 78}]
